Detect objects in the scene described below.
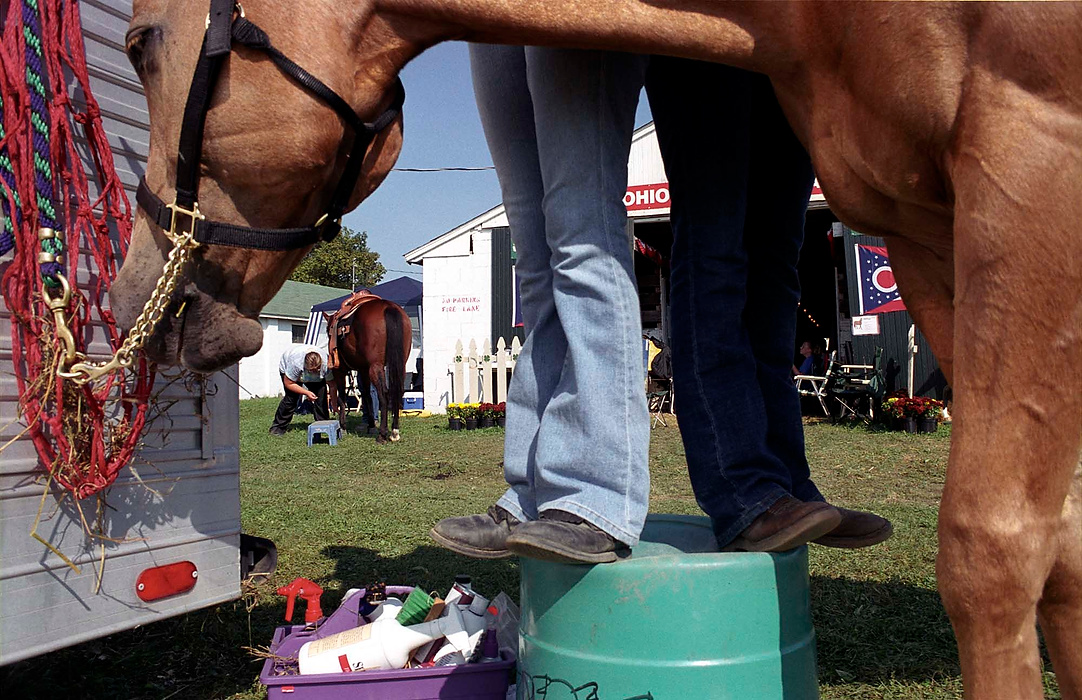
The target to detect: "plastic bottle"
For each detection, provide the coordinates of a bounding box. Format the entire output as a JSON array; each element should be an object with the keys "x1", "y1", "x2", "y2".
[
  {"x1": 445, "y1": 574, "x2": 475, "y2": 606},
  {"x1": 480, "y1": 605, "x2": 501, "y2": 662},
  {"x1": 461, "y1": 595, "x2": 489, "y2": 653},
  {"x1": 422, "y1": 596, "x2": 488, "y2": 667},
  {"x1": 363, "y1": 597, "x2": 403, "y2": 624},
  {"x1": 297, "y1": 604, "x2": 468, "y2": 674},
  {"x1": 413, "y1": 577, "x2": 489, "y2": 665}
]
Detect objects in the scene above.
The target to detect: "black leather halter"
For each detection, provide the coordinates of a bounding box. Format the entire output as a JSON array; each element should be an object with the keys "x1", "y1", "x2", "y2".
[{"x1": 137, "y1": 0, "x2": 405, "y2": 251}]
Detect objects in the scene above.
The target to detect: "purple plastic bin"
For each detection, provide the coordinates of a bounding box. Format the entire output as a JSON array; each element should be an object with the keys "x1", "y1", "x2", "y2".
[{"x1": 259, "y1": 586, "x2": 515, "y2": 700}]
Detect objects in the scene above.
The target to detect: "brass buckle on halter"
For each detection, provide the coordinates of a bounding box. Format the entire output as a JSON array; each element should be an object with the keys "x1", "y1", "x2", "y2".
[
  {"x1": 206, "y1": 2, "x2": 244, "y2": 28},
  {"x1": 164, "y1": 199, "x2": 205, "y2": 245},
  {"x1": 315, "y1": 213, "x2": 342, "y2": 240}
]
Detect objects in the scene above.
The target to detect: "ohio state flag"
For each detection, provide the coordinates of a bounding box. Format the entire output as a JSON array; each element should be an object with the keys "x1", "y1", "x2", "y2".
[{"x1": 856, "y1": 244, "x2": 906, "y2": 314}]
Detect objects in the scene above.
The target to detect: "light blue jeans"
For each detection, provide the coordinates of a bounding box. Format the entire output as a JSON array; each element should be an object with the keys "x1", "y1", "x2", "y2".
[{"x1": 470, "y1": 46, "x2": 649, "y2": 545}]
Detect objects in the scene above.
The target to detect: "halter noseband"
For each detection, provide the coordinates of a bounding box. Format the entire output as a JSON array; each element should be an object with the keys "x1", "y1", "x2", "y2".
[{"x1": 137, "y1": 0, "x2": 405, "y2": 251}]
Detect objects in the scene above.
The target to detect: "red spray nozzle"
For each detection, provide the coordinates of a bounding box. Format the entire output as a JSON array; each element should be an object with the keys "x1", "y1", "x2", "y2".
[{"x1": 276, "y1": 577, "x2": 324, "y2": 623}]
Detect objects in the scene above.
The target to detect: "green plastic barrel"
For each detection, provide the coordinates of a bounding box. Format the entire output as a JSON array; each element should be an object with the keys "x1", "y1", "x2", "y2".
[{"x1": 517, "y1": 514, "x2": 818, "y2": 700}]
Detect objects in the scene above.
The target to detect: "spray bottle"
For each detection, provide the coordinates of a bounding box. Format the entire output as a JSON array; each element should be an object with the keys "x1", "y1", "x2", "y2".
[
  {"x1": 277, "y1": 578, "x2": 324, "y2": 625},
  {"x1": 297, "y1": 603, "x2": 469, "y2": 674}
]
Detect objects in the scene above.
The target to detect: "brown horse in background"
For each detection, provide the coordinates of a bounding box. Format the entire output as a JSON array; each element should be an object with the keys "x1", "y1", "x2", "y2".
[{"x1": 324, "y1": 299, "x2": 411, "y2": 444}]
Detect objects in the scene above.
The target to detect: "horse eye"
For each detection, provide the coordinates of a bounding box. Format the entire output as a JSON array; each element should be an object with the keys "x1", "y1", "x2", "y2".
[{"x1": 124, "y1": 26, "x2": 160, "y2": 78}]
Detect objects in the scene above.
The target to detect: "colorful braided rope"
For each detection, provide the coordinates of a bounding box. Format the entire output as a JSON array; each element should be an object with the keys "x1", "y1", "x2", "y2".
[{"x1": 22, "y1": 0, "x2": 62, "y2": 285}]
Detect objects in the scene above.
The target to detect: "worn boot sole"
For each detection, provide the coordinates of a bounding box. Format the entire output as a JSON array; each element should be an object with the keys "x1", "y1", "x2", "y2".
[
  {"x1": 428, "y1": 527, "x2": 514, "y2": 560},
  {"x1": 814, "y1": 520, "x2": 894, "y2": 549},
  {"x1": 505, "y1": 534, "x2": 623, "y2": 565},
  {"x1": 722, "y1": 508, "x2": 843, "y2": 553}
]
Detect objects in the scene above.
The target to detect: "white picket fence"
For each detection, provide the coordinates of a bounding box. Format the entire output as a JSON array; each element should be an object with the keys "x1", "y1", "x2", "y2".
[{"x1": 450, "y1": 337, "x2": 521, "y2": 404}]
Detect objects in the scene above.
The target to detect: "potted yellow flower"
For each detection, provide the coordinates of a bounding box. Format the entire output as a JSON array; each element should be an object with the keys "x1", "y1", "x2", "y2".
[
  {"x1": 446, "y1": 403, "x2": 464, "y2": 431},
  {"x1": 462, "y1": 403, "x2": 480, "y2": 430}
]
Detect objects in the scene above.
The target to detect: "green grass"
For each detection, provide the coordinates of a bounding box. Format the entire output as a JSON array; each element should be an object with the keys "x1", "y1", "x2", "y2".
[{"x1": 0, "y1": 399, "x2": 1060, "y2": 698}]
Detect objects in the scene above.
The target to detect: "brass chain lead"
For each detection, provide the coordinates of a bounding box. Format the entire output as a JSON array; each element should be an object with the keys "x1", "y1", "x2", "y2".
[{"x1": 57, "y1": 231, "x2": 198, "y2": 384}]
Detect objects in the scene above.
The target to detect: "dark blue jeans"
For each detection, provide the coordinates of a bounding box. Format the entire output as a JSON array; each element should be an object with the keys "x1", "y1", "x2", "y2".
[{"x1": 645, "y1": 58, "x2": 824, "y2": 548}]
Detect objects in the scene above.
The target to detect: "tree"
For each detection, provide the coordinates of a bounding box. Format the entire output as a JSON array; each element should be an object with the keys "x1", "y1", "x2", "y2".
[{"x1": 289, "y1": 226, "x2": 386, "y2": 289}]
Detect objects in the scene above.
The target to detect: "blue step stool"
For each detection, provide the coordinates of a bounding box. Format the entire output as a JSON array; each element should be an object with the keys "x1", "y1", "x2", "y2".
[{"x1": 306, "y1": 420, "x2": 341, "y2": 446}]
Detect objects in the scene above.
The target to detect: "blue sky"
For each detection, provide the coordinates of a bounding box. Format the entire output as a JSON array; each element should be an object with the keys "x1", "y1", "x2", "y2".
[{"x1": 343, "y1": 42, "x2": 653, "y2": 280}]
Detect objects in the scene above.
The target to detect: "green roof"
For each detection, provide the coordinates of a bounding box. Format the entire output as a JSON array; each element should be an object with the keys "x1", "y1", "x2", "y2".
[{"x1": 261, "y1": 280, "x2": 349, "y2": 320}]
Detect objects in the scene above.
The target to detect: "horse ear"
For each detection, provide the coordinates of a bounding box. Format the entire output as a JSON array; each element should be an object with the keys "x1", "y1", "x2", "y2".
[{"x1": 323, "y1": 311, "x2": 332, "y2": 322}]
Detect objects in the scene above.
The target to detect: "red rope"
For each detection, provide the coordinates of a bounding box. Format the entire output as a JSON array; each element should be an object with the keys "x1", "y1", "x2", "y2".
[{"x1": 1, "y1": 0, "x2": 154, "y2": 499}]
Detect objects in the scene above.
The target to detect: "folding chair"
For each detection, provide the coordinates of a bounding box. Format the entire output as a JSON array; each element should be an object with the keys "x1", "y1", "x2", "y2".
[
  {"x1": 647, "y1": 377, "x2": 673, "y2": 428},
  {"x1": 643, "y1": 335, "x2": 673, "y2": 428},
  {"x1": 794, "y1": 351, "x2": 837, "y2": 417},
  {"x1": 830, "y1": 348, "x2": 885, "y2": 421}
]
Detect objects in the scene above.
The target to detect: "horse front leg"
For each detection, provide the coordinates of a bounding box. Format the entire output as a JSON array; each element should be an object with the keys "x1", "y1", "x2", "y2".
[
  {"x1": 338, "y1": 377, "x2": 349, "y2": 428},
  {"x1": 1038, "y1": 456, "x2": 1082, "y2": 700},
  {"x1": 327, "y1": 376, "x2": 344, "y2": 428},
  {"x1": 359, "y1": 369, "x2": 376, "y2": 434},
  {"x1": 371, "y1": 366, "x2": 390, "y2": 444},
  {"x1": 936, "y1": 114, "x2": 1082, "y2": 699}
]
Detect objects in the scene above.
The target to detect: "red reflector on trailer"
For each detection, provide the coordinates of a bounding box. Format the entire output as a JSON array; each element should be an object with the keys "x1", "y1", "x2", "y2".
[
  {"x1": 281, "y1": 687, "x2": 295, "y2": 694},
  {"x1": 136, "y1": 561, "x2": 198, "y2": 602}
]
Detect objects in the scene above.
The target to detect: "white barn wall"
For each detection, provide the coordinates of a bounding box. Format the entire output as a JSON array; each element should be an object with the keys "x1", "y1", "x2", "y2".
[
  {"x1": 238, "y1": 317, "x2": 305, "y2": 398},
  {"x1": 420, "y1": 231, "x2": 494, "y2": 410},
  {"x1": 629, "y1": 126, "x2": 667, "y2": 184}
]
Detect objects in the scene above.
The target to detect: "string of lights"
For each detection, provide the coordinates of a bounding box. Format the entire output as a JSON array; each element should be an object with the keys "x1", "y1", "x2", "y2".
[{"x1": 799, "y1": 303, "x2": 822, "y2": 330}]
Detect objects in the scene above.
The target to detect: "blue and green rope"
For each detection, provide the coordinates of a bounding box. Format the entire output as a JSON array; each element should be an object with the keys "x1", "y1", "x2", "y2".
[{"x1": 22, "y1": 0, "x2": 63, "y2": 286}]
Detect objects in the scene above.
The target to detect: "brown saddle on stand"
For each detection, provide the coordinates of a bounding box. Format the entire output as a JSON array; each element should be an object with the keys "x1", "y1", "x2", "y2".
[{"x1": 326, "y1": 290, "x2": 380, "y2": 370}]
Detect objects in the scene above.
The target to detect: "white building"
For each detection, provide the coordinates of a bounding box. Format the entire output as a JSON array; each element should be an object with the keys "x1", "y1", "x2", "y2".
[
  {"x1": 237, "y1": 280, "x2": 349, "y2": 398},
  {"x1": 405, "y1": 206, "x2": 509, "y2": 411}
]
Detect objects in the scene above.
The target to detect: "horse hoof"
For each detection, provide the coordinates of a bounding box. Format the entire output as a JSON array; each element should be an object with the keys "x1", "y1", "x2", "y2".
[
  {"x1": 376, "y1": 435, "x2": 388, "y2": 445},
  {"x1": 390, "y1": 429, "x2": 401, "y2": 442}
]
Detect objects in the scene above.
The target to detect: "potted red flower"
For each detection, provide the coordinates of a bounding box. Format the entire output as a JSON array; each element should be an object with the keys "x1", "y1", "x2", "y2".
[
  {"x1": 913, "y1": 397, "x2": 944, "y2": 433},
  {"x1": 478, "y1": 403, "x2": 495, "y2": 429},
  {"x1": 881, "y1": 392, "x2": 909, "y2": 431},
  {"x1": 495, "y1": 402, "x2": 506, "y2": 428}
]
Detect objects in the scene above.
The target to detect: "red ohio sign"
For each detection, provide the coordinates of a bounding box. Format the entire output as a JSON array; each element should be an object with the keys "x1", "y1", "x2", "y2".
[
  {"x1": 625, "y1": 179, "x2": 823, "y2": 212},
  {"x1": 624, "y1": 183, "x2": 670, "y2": 211}
]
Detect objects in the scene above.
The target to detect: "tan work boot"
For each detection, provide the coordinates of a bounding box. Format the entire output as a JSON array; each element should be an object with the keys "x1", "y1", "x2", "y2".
[
  {"x1": 722, "y1": 495, "x2": 842, "y2": 552},
  {"x1": 813, "y1": 507, "x2": 893, "y2": 548}
]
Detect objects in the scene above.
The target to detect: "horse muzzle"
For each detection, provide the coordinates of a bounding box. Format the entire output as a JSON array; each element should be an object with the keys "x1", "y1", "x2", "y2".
[{"x1": 112, "y1": 267, "x2": 263, "y2": 373}]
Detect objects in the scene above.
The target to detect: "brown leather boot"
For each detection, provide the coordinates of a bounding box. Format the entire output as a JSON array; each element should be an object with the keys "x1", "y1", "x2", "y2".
[
  {"x1": 813, "y1": 507, "x2": 894, "y2": 548},
  {"x1": 722, "y1": 495, "x2": 842, "y2": 552},
  {"x1": 429, "y1": 505, "x2": 521, "y2": 559},
  {"x1": 506, "y1": 510, "x2": 630, "y2": 564}
]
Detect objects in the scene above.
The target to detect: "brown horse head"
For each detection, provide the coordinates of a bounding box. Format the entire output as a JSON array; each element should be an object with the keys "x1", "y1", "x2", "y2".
[{"x1": 112, "y1": 0, "x2": 406, "y2": 372}]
